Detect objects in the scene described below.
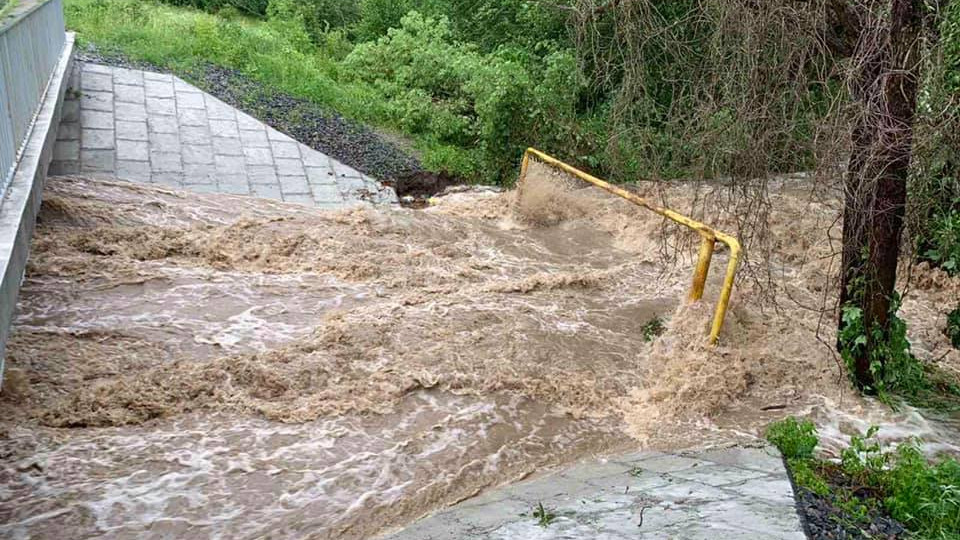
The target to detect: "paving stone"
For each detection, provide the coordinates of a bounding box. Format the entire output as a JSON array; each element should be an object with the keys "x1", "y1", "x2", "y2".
[
  {"x1": 53, "y1": 141, "x2": 79, "y2": 162},
  {"x1": 149, "y1": 116, "x2": 179, "y2": 134},
  {"x1": 180, "y1": 125, "x2": 211, "y2": 145},
  {"x1": 275, "y1": 158, "x2": 305, "y2": 177},
  {"x1": 112, "y1": 67, "x2": 143, "y2": 86},
  {"x1": 299, "y1": 146, "x2": 328, "y2": 167},
  {"x1": 205, "y1": 95, "x2": 236, "y2": 120},
  {"x1": 117, "y1": 140, "x2": 149, "y2": 162},
  {"x1": 331, "y1": 159, "x2": 362, "y2": 179},
  {"x1": 114, "y1": 84, "x2": 145, "y2": 104},
  {"x1": 183, "y1": 183, "x2": 219, "y2": 194},
  {"x1": 236, "y1": 111, "x2": 263, "y2": 130},
  {"x1": 58, "y1": 121, "x2": 81, "y2": 141},
  {"x1": 454, "y1": 498, "x2": 533, "y2": 531},
  {"x1": 310, "y1": 183, "x2": 343, "y2": 202},
  {"x1": 629, "y1": 455, "x2": 709, "y2": 474},
  {"x1": 149, "y1": 132, "x2": 181, "y2": 153},
  {"x1": 81, "y1": 149, "x2": 115, "y2": 172},
  {"x1": 210, "y1": 119, "x2": 239, "y2": 138},
  {"x1": 115, "y1": 101, "x2": 148, "y2": 122},
  {"x1": 176, "y1": 91, "x2": 205, "y2": 110},
  {"x1": 695, "y1": 499, "x2": 807, "y2": 539},
  {"x1": 278, "y1": 175, "x2": 310, "y2": 195},
  {"x1": 143, "y1": 71, "x2": 173, "y2": 82},
  {"x1": 247, "y1": 165, "x2": 278, "y2": 184},
  {"x1": 270, "y1": 140, "x2": 300, "y2": 159},
  {"x1": 151, "y1": 172, "x2": 183, "y2": 188},
  {"x1": 669, "y1": 464, "x2": 769, "y2": 488},
  {"x1": 80, "y1": 91, "x2": 113, "y2": 111},
  {"x1": 722, "y1": 475, "x2": 796, "y2": 506},
  {"x1": 243, "y1": 147, "x2": 273, "y2": 166},
  {"x1": 173, "y1": 77, "x2": 198, "y2": 93},
  {"x1": 144, "y1": 79, "x2": 175, "y2": 98},
  {"x1": 81, "y1": 71, "x2": 112, "y2": 92},
  {"x1": 267, "y1": 127, "x2": 294, "y2": 142},
  {"x1": 178, "y1": 108, "x2": 208, "y2": 127},
  {"x1": 145, "y1": 97, "x2": 176, "y2": 116},
  {"x1": 215, "y1": 154, "x2": 245, "y2": 174},
  {"x1": 212, "y1": 137, "x2": 243, "y2": 156},
  {"x1": 251, "y1": 183, "x2": 283, "y2": 201},
  {"x1": 380, "y1": 512, "x2": 469, "y2": 540},
  {"x1": 282, "y1": 193, "x2": 315, "y2": 206},
  {"x1": 116, "y1": 121, "x2": 148, "y2": 141},
  {"x1": 696, "y1": 446, "x2": 785, "y2": 475},
  {"x1": 62, "y1": 99, "x2": 80, "y2": 122},
  {"x1": 183, "y1": 145, "x2": 214, "y2": 165},
  {"x1": 239, "y1": 129, "x2": 269, "y2": 148},
  {"x1": 82, "y1": 129, "x2": 116, "y2": 150},
  {"x1": 82, "y1": 63, "x2": 112, "y2": 75},
  {"x1": 183, "y1": 163, "x2": 217, "y2": 183},
  {"x1": 150, "y1": 152, "x2": 182, "y2": 173},
  {"x1": 80, "y1": 109, "x2": 114, "y2": 130},
  {"x1": 49, "y1": 160, "x2": 80, "y2": 175},
  {"x1": 217, "y1": 176, "x2": 250, "y2": 195},
  {"x1": 115, "y1": 160, "x2": 151, "y2": 181},
  {"x1": 306, "y1": 166, "x2": 336, "y2": 185}
]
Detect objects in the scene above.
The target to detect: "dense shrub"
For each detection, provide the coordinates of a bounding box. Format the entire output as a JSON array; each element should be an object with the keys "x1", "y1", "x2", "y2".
[{"x1": 344, "y1": 12, "x2": 582, "y2": 182}]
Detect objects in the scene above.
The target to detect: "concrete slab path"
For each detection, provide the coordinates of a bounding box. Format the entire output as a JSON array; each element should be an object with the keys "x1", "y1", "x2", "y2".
[
  {"x1": 381, "y1": 445, "x2": 805, "y2": 539},
  {"x1": 50, "y1": 61, "x2": 397, "y2": 209}
]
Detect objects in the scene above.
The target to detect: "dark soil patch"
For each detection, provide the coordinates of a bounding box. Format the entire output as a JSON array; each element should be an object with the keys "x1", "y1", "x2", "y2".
[
  {"x1": 787, "y1": 462, "x2": 908, "y2": 540},
  {"x1": 75, "y1": 45, "x2": 461, "y2": 202}
]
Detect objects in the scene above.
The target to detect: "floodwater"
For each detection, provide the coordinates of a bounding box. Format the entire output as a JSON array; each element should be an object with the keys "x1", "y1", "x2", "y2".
[{"x1": 1, "y1": 166, "x2": 958, "y2": 538}]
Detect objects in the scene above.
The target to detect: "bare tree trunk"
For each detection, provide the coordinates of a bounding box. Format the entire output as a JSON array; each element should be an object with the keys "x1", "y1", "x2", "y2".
[{"x1": 839, "y1": 0, "x2": 922, "y2": 391}]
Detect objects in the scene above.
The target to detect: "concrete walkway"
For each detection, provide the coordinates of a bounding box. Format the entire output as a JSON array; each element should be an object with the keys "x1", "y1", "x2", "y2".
[
  {"x1": 49, "y1": 61, "x2": 397, "y2": 208},
  {"x1": 382, "y1": 445, "x2": 805, "y2": 539}
]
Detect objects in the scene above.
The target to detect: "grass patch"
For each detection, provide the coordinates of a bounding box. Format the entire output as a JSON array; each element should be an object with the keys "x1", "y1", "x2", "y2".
[
  {"x1": 532, "y1": 501, "x2": 556, "y2": 528},
  {"x1": 63, "y1": 0, "x2": 482, "y2": 180},
  {"x1": 767, "y1": 417, "x2": 960, "y2": 539},
  {"x1": 641, "y1": 317, "x2": 666, "y2": 342}
]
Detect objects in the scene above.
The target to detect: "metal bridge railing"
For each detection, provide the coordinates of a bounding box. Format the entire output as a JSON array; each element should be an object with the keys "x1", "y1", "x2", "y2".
[
  {"x1": 0, "y1": 0, "x2": 66, "y2": 201},
  {"x1": 519, "y1": 148, "x2": 742, "y2": 345}
]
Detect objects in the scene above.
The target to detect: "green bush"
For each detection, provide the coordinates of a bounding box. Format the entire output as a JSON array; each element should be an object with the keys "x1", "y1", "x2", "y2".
[
  {"x1": 766, "y1": 417, "x2": 818, "y2": 461},
  {"x1": 948, "y1": 306, "x2": 960, "y2": 349},
  {"x1": 839, "y1": 428, "x2": 960, "y2": 538},
  {"x1": 925, "y1": 205, "x2": 960, "y2": 275},
  {"x1": 344, "y1": 12, "x2": 582, "y2": 183}
]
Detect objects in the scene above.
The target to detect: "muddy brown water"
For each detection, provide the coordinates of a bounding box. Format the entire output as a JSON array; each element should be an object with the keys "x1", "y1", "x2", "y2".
[{"x1": 1, "y1": 168, "x2": 958, "y2": 539}]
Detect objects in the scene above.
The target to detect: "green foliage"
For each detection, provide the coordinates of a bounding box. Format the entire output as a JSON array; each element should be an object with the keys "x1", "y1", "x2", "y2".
[
  {"x1": 344, "y1": 12, "x2": 582, "y2": 182},
  {"x1": 839, "y1": 428, "x2": 960, "y2": 539},
  {"x1": 789, "y1": 458, "x2": 830, "y2": 497},
  {"x1": 766, "y1": 417, "x2": 818, "y2": 461},
  {"x1": 838, "y1": 289, "x2": 926, "y2": 400},
  {"x1": 532, "y1": 501, "x2": 556, "y2": 527},
  {"x1": 925, "y1": 205, "x2": 960, "y2": 275},
  {"x1": 949, "y1": 306, "x2": 960, "y2": 349},
  {"x1": 641, "y1": 317, "x2": 666, "y2": 342}
]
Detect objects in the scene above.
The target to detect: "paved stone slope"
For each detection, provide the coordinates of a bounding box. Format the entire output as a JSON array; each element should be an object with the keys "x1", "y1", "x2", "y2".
[
  {"x1": 382, "y1": 445, "x2": 805, "y2": 539},
  {"x1": 50, "y1": 61, "x2": 397, "y2": 208}
]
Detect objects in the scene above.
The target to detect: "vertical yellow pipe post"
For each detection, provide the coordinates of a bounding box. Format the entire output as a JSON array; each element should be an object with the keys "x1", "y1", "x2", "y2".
[
  {"x1": 517, "y1": 151, "x2": 531, "y2": 200},
  {"x1": 689, "y1": 234, "x2": 715, "y2": 302},
  {"x1": 708, "y1": 239, "x2": 741, "y2": 345}
]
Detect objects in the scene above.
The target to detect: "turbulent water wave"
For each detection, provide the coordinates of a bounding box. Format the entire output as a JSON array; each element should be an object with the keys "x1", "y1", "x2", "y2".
[{"x1": 0, "y1": 169, "x2": 957, "y2": 538}]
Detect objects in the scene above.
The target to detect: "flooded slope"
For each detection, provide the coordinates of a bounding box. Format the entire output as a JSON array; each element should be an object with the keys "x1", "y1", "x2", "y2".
[{"x1": 1, "y1": 167, "x2": 958, "y2": 539}]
